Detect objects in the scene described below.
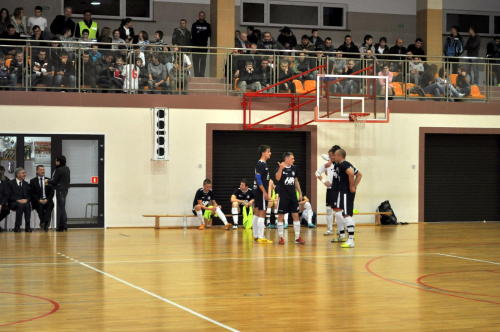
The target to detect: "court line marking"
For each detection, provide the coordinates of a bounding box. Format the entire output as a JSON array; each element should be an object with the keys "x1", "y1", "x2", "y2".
[
  {"x1": 57, "y1": 253, "x2": 239, "y2": 332},
  {"x1": 435, "y1": 253, "x2": 500, "y2": 266}
]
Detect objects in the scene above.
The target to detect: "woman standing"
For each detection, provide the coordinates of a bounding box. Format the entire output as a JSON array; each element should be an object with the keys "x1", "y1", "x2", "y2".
[
  {"x1": 118, "y1": 18, "x2": 135, "y2": 43},
  {"x1": 0, "y1": 8, "x2": 10, "y2": 34},
  {"x1": 10, "y1": 7, "x2": 27, "y2": 35},
  {"x1": 98, "y1": 27, "x2": 112, "y2": 49}
]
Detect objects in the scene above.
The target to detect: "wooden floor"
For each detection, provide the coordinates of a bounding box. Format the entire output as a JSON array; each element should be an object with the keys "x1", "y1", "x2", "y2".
[{"x1": 1, "y1": 222, "x2": 500, "y2": 331}]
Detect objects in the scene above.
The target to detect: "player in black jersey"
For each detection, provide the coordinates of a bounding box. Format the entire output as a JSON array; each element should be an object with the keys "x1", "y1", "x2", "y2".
[
  {"x1": 230, "y1": 179, "x2": 255, "y2": 229},
  {"x1": 275, "y1": 152, "x2": 305, "y2": 245},
  {"x1": 253, "y1": 145, "x2": 273, "y2": 244},
  {"x1": 333, "y1": 149, "x2": 362, "y2": 248},
  {"x1": 192, "y1": 179, "x2": 231, "y2": 230}
]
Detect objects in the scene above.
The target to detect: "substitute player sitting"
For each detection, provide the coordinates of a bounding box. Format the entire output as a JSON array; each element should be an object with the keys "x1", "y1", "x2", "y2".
[
  {"x1": 231, "y1": 179, "x2": 255, "y2": 229},
  {"x1": 193, "y1": 178, "x2": 232, "y2": 230},
  {"x1": 299, "y1": 195, "x2": 316, "y2": 228},
  {"x1": 276, "y1": 152, "x2": 305, "y2": 245}
]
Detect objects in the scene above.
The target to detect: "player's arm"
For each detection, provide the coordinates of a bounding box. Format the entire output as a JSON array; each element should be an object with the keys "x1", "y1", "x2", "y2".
[
  {"x1": 346, "y1": 168, "x2": 356, "y2": 193},
  {"x1": 197, "y1": 199, "x2": 211, "y2": 211},
  {"x1": 298, "y1": 196, "x2": 309, "y2": 205},
  {"x1": 353, "y1": 170, "x2": 362, "y2": 189},
  {"x1": 275, "y1": 162, "x2": 285, "y2": 181},
  {"x1": 231, "y1": 194, "x2": 243, "y2": 204},
  {"x1": 295, "y1": 177, "x2": 303, "y2": 202},
  {"x1": 315, "y1": 161, "x2": 331, "y2": 187}
]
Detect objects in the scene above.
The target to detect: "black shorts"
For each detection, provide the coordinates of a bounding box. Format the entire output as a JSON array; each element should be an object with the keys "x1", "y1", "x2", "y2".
[
  {"x1": 336, "y1": 192, "x2": 356, "y2": 216},
  {"x1": 254, "y1": 189, "x2": 267, "y2": 211},
  {"x1": 328, "y1": 188, "x2": 340, "y2": 208},
  {"x1": 278, "y1": 195, "x2": 299, "y2": 214}
]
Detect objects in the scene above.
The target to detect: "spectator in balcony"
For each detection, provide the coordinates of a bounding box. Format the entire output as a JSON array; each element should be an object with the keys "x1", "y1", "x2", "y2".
[
  {"x1": 437, "y1": 67, "x2": 463, "y2": 99},
  {"x1": 29, "y1": 25, "x2": 46, "y2": 53},
  {"x1": 377, "y1": 64, "x2": 394, "y2": 96},
  {"x1": 148, "y1": 52, "x2": 168, "y2": 93},
  {"x1": 109, "y1": 55, "x2": 125, "y2": 92},
  {"x1": 0, "y1": 24, "x2": 22, "y2": 56},
  {"x1": 172, "y1": 19, "x2": 192, "y2": 48},
  {"x1": 98, "y1": 27, "x2": 112, "y2": 49},
  {"x1": 111, "y1": 29, "x2": 126, "y2": 50},
  {"x1": 172, "y1": 44, "x2": 192, "y2": 75},
  {"x1": 389, "y1": 38, "x2": 407, "y2": 72},
  {"x1": 53, "y1": 51, "x2": 76, "y2": 91},
  {"x1": 407, "y1": 38, "x2": 426, "y2": 61},
  {"x1": 0, "y1": 54, "x2": 10, "y2": 89},
  {"x1": 136, "y1": 58, "x2": 149, "y2": 92},
  {"x1": 133, "y1": 31, "x2": 149, "y2": 51},
  {"x1": 48, "y1": 38, "x2": 62, "y2": 64},
  {"x1": 331, "y1": 51, "x2": 346, "y2": 75},
  {"x1": 90, "y1": 44, "x2": 102, "y2": 63},
  {"x1": 464, "y1": 26, "x2": 481, "y2": 85},
  {"x1": 421, "y1": 64, "x2": 444, "y2": 99},
  {"x1": 10, "y1": 7, "x2": 27, "y2": 35},
  {"x1": 309, "y1": 29, "x2": 323, "y2": 49},
  {"x1": 80, "y1": 51, "x2": 96, "y2": 91},
  {"x1": 169, "y1": 57, "x2": 189, "y2": 95},
  {"x1": 75, "y1": 10, "x2": 99, "y2": 39},
  {"x1": 247, "y1": 26, "x2": 257, "y2": 44},
  {"x1": 118, "y1": 18, "x2": 134, "y2": 44},
  {"x1": 359, "y1": 35, "x2": 375, "y2": 54},
  {"x1": 456, "y1": 65, "x2": 471, "y2": 97},
  {"x1": 60, "y1": 27, "x2": 75, "y2": 55},
  {"x1": 277, "y1": 26, "x2": 297, "y2": 50},
  {"x1": 337, "y1": 35, "x2": 359, "y2": 55},
  {"x1": 27, "y1": 6, "x2": 47, "y2": 35},
  {"x1": 257, "y1": 32, "x2": 285, "y2": 56},
  {"x1": 9, "y1": 51, "x2": 25, "y2": 90},
  {"x1": 191, "y1": 11, "x2": 211, "y2": 77},
  {"x1": 443, "y1": 26, "x2": 464, "y2": 73},
  {"x1": 317, "y1": 37, "x2": 335, "y2": 53},
  {"x1": 295, "y1": 35, "x2": 315, "y2": 53},
  {"x1": 80, "y1": 29, "x2": 92, "y2": 48},
  {"x1": 293, "y1": 52, "x2": 315, "y2": 81},
  {"x1": 153, "y1": 31, "x2": 165, "y2": 51},
  {"x1": 95, "y1": 52, "x2": 114, "y2": 91},
  {"x1": 361, "y1": 49, "x2": 377, "y2": 73},
  {"x1": 50, "y1": 6, "x2": 75, "y2": 38},
  {"x1": 375, "y1": 37, "x2": 390, "y2": 64},
  {"x1": 409, "y1": 55, "x2": 424, "y2": 85},
  {"x1": 31, "y1": 49, "x2": 53, "y2": 90},
  {"x1": 0, "y1": 8, "x2": 10, "y2": 35},
  {"x1": 238, "y1": 60, "x2": 262, "y2": 96},
  {"x1": 128, "y1": 45, "x2": 146, "y2": 67},
  {"x1": 486, "y1": 36, "x2": 500, "y2": 85},
  {"x1": 278, "y1": 60, "x2": 296, "y2": 93},
  {"x1": 257, "y1": 57, "x2": 273, "y2": 92},
  {"x1": 342, "y1": 60, "x2": 360, "y2": 94},
  {"x1": 235, "y1": 32, "x2": 251, "y2": 53}
]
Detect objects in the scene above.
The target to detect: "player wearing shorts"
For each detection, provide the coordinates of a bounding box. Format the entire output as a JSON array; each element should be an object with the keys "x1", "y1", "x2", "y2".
[
  {"x1": 315, "y1": 145, "x2": 341, "y2": 236},
  {"x1": 276, "y1": 152, "x2": 305, "y2": 245},
  {"x1": 265, "y1": 179, "x2": 279, "y2": 229},
  {"x1": 192, "y1": 179, "x2": 231, "y2": 230},
  {"x1": 230, "y1": 179, "x2": 255, "y2": 229},
  {"x1": 333, "y1": 149, "x2": 362, "y2": 248},
  {"x1": 253, "y1": 145, "x2": 273, "y2": 244}
]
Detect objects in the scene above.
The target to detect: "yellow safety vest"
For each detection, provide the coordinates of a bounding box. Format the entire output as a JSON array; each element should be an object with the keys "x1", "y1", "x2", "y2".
[{"x1": 78, "y1": 20, "x2": 98, "y2": 39}]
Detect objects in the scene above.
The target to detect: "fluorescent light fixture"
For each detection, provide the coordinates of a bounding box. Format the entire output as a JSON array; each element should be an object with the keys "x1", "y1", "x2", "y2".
[{"x1": 91, "y1": 2, "x2": 101, "y2": 5}]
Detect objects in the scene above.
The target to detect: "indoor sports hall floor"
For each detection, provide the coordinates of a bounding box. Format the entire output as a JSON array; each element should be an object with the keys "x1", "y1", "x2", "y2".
[{"x1": 1, "y1": 222, "x2": 499, "y2": 331}]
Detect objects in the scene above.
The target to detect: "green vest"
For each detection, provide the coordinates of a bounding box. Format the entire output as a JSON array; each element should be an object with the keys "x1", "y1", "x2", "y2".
[{"x1": 79, "y1": 20, "x2": 98, "y2": 39}]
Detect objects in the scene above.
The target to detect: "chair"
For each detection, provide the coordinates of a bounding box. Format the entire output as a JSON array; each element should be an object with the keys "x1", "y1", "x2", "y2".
[
  {"x1": 293, "y1": 80, "x2": 305, "y2": 94},
  {"x1": 390, "y1": 83, "x2": 403, "y2": 97},
  {"x1": 470, "y1": 85, "x2": 485, "y2": 99},
  {"x1": 303, "y1": 80, "x2": 316, "y2": 94},
  {"x1": 449, "y1": 74, "x2": 458, "y2": 86}
]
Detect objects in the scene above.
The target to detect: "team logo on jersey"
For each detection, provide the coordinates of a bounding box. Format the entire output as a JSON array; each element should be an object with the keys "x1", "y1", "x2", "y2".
[
  {"x1": 284, "y1": 177, "x2": 295, "y2": 185},
  {"x1": 202, "y1": 200, "x2": 210, "y2": 206},
  {"x1": 247, "y1": 195, "x2": 250, "y2": 199},
  {"x1": 292, "y1": 171, "x2": 295, "y2": 176}
]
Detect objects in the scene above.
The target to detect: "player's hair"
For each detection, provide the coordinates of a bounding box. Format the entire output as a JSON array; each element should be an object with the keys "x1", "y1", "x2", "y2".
[
  {"x1": 203, "y1": 179, "x2": 211, "y2": 185},
  {"x1": 258, "y1": 145, "x2": 271, "y2": 156},
  {"x1": 336, "y1": 149, "x2": 346, "y2": 158},
  {"x1": 240, "y1": 179, "x2": 249, "y2": 187},
  {"x1": 328, "y1": 145, "x2": 341, "y2": 154},
  {"x1": 283, "y1": 152, "x2": 293, "y2": 160},
  {"x1": 36, "y1": 165, "x2": 44, "y2": 170}
]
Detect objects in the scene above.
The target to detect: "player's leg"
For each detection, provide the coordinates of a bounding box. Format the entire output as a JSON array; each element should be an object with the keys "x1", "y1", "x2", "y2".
[
  {"x1": 277, "y1": 213, "x2": 285, "y2": 245},
  {"x1": 231, "y1": 202, "x2": 240, "y2": 228},
  {"x1": 284, "y1": 213, "x2": 289, "y2": 229},
  {"x1": 193, "y1": 204, "x2": 205, "y2": 230},
  {"x1": 214, "y1": 205, "x2": 232, "y2": 230},
  {"x1": 341, "y1": 193, "x2": 355, "y2": 248},
  {"x1": 266, "y1": 200, "x2": 273, "y2": 228},
  {"x1": 303, "y1": 201, "x2": 316, "y2": 228},
  {"x1": 324, "y1": 189, "x2": 334, "y2": 235},
  {"x1": 255, "y1": 191, "x2": 272, "y2": 243},
  {"x1": 292, "y1": 211, "x2": 305, "y2": 244}
]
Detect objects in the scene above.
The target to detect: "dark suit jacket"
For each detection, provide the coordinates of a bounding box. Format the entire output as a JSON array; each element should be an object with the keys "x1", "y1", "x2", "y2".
[
  {"x1": 49, "y1": 164, "x2": 70, "y2": 190},
  {"x1": 7, "y1": 179, "x2": 30, "y2": 210},
  {"x1": 0, "y1": 179, "x2": 9, "y2": 208},
  {"x1": 29, "y1": 176, "x2": 55, "y2": 210}
]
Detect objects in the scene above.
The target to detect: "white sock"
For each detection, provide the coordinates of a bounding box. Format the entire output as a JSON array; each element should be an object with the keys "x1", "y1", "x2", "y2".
[
  {"x1": 215, "y1": 207, "x2": 227, "y2": 225},
  {"x1": 284, "y1": 213, "x2": 289, "y2": 224},
  {"x1": 252, "y1": 215, "x2": 259, "y2": 238},
  {"x1": 196, "y1": 210, "x2": 204, "y2": 224},
  {"x1": 335, "y1": 211, "x2": 345, "y2": 237},
  {"x1": 304, "y1": 202, "x2": 312, "y2": 224},
  {"x1": 274, "y1": 208, "x2": 278, "y2": 215},
  {"x1": 326, "y1": 207, "x2": 333, "y2": 231},
  {"x1": 345, "y1": 216, "x2": 354, "y2": 241},
  {"x1": 277, "y1": 221, "x2": 284, "y2": 238},
  {"x1": 266, "y1": 207, "x2": 271, "y2": 224},
  {"x1": 293, "y1": 221, "x2": 300, "y2": 239},
  {"x1": 231, "y1": 207, "x2": 238, "y2": 225},
  {"x1": 257, "y1": 217, "x2": 265, "y2": 239}
]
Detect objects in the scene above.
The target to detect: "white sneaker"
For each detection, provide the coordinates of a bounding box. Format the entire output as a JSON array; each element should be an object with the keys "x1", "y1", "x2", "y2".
[
  {"x1": 458, "y1": 93, "x2": 465, "y2": 97},
  {"x1": 321, "y1": 154, "x2": 329, "y2": 161},
  {"x1": 341, "y1": 239, "x2": 355, "y2": 248},
  {"x1": 323, "y1": 230, "x2": 333, "y2": 236},
  {"x1": 232, "y1": 225, "x2": 238, "y2": 229}
]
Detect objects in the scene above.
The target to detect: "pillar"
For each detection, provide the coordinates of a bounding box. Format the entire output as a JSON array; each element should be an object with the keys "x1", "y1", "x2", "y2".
[
  {"x1": 210, "y1": 0, "x2": 235, "y2": 78},
  {"x1": 416, "y1": 0, "x2": 443, "y2": 62}
]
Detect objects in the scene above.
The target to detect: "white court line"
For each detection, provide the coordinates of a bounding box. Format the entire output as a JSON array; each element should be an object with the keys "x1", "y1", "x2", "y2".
[
  {"x1": 436, "y1": 253, "x2": 500, "y2": 266},
  {"x1": 57, "y1": 253, "x2": 239, "y2": 332}
]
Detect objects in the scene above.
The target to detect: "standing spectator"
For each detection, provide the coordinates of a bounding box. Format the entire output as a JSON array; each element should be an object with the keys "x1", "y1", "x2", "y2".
[
  {"x1": 10, "y1": 7, "x2": 27, "y2": 35},
  {"x1": 407, "y1": 38, "x2": 426, "y2": 61},
  {"x1": 191, "y1": 11, "x2": 211, "y2": 77},
  {"x1": 31, "y1": 49, "x2": 53, "y2": 90},
  {"x1": 134, "y1": 30, "x2": 150, "y2": 50},
  {"x1": 111, "y1": 29, "x2": 126, "y2": 49},
  {"x1": 172, "y1": 19, "x2": 192, "y2": 48},
  {"x1": 486, "y1": 36, "x2": 500, "y2": 85},
  {"x1": 118, "y1": 18, "x2": 134, "y2": 43},
  {"x1": 7, "y1": 167, "x2": 31, "y2": 232},
  {"x1": 318, "y1": 37, "x2": 335, "y2": 53},
  {"x1": 48, "y1": 156, "x2": 70, "y2": 232},
  {"x1": 309, "y1": 29, "x2": 323, "y2": 49},
  {"x1": 80, "y1": 51, "x2": 96, "y2": 91},
  {"x1": 464, "y1": 26, "x2": 481, "y2": 85},
  {"x1": 9, "y1": 51, "x2": 25, "y2": 90},
  {"x1": 257, "y1": 32, "x2": 285, "y2": 56},
  {"x1": 75, "y1": 10, "x2": 99, "y2": 39},
  {"x1": 443, "y1": 26, "x2": 464, "y2": 73},
  {"x1": 337, "y1": 35, "x2": 360, "y2": 55},
  {"x1": 98, "y1": 27, "x2": 112, "y2": 49},
  {"x1": 456, "y1": 65, "x2": 471, "y2": 96},
  {"x1": 30, "y1": 165, "x2": 54, "y2": 232},
  {"x1": 122, "y1": 56, "x2": 140, "y2": 93},
  {"x1": 389, "y1": 38, "x2": 407, "y2": 72},
  {"x1": 53, "y1": 51, "x2": 76, "y2": 91},
  {"x1": 0, "y1": 54, "x2": 9, "y2": 90},
  {"x1": 277, "y1": 26, "x2": 297, "y2": 50},
  {"x1": 0, "y1": 24, "x2": 22, "y2": 56},
  {"x1": 148, "y1": 52, "x2": 168, "y2": 93},
  {"x1": 359, "y1": 35, "x2": 375, "y2": 54},
  {"x1": 27, "y1": 6, "x2": 47, "y2": 34},
  {"x1": 50, "y1": 6, "x2": 75, "y2": 37},
  {"x1": 295, "y1": 35, "x2": 315, "y2": 53},
  {"x1": 0, "y1": 8, "x2": 10, "y2": 35}
]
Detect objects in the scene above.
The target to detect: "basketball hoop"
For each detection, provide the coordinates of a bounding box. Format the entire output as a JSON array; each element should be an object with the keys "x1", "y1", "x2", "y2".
[{"x1": 349, "y1": 113, "x2": 369, "y2": 130}]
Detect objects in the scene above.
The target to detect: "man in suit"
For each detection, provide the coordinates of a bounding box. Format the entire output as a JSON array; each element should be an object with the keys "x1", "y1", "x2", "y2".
[
  {"x1": 48, "y1": 156, "x2": 70, "y2": 232},
  {"x1": 7, "y1": 167, "x2": 31, "y2": 232},
  {"x1": 30, "y1": 165, "x2": 54, "y2": 232},
  {"x1": 0, "y1": 173, "x2": 11, "y2": 232}
]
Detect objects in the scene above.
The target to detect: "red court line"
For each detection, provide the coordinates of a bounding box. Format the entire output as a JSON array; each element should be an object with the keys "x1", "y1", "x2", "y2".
[{"x1": 0, "y1": 292, "x2": 60, "y2": 327}]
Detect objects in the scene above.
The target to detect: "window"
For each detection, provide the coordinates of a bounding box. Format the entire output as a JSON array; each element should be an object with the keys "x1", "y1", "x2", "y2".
[
  {"x1": 444, "y1": 10, "x2": 500, "y2": 35},
  {"x1": 240, "y1": 1, "x2": 347, "y2": 30},
  {"x1": 495, "y1": 16, "x2": 500, "y2": 34},
  {"x1": 63, "y1": 0, "x2": 153, "y2": 20}
]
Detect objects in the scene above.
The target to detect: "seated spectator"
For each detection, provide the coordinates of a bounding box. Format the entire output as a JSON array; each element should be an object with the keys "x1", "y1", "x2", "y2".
[
  {"x1": 27, "y1": 6, "x2": 47, "y2": 34},
  {"x1": 128, "y1": 46, "x2": 146, "y2": 67},
  {"x1": 257, "y1": 32, "x2": 285, "y2": 56},
  {"x1": 111, "y1": 29, "x2": 126, "y2": 49},
  {"x1": 437, "y1": 67, "x2": 463, "y2": 99},
  {"x1": 377, "y1": 64, "x2": 394, "y2": 96},
  {"x1": 407, "y1": 38, "x2": 426, "y2": 61},
  {"x1": 29, "y1": 25, "x2": 45, "y2": 53},
  {"x1": 309, "y1": 29, "x2": 323, "y2": 49},
  {"x1": 135, "y1": 31, "x2": 150, "y2": 50},
  {"x1": 147, "y1": 52, "x2": 168, "y2": 93},
  {"x1": 172, "y1": 44, "x2": 192, "y2": 75},
  {"x1": 238, "y1": 60, "x2": 261, "y2": 96},
  {"x1": 337, "y1": 35, "x2": 359, "y2": 55},
  {"x1": 31, "y1": 49, "x2": 53, "y2": 90},
  {"x1": 0, "y1": 8, "x2": 10, "y2": 35},
  {"x1": 456, "y1": 65, "x2": 471, "y2": 97},
  {"x1": 98, "y1": 27, "x2": 112, "y2": 49},
  {"x1": 292, "y1": 52, "x2": 315, "y2": 81},
  {"x1": 0, "y1": 54, "x2": 9, "y2": 89},
  {"x1": 48, "y1": 38, "x2": 62, "y2": 64},
  {"x1": 277, "y1": 26, "x2": 297, "y2": 50},
  {"x1": 341, "y1": 60, "x2": 360, "y2": 94},
  {"x1": 225, "y1": 48, "x2": 241, "y2": 79},
  {"x1": 118, "y1": 18, "x2": 135, "y2": 43},
  {"x1": 50, "y1": 6, "x2": 75, "y2": 38},
  {"x1": 95, "y1": 52, "x2": 114, "y2": 91},
  {"x1": 331, "y1": 51, "x2": 346, "y2": 75},
  {"x1": 109, "y1": 55, "x2": 125, "y2": 92},
  {"x1": 233, "y1": 43, "x2": 262, "y2": 77},
  {"x1": 169, "y1": 57, "x2": 189, "y2": 95},
  {"x1": 80, "y1": 29, "x2": 92, "y2": 48},
  {"x1": 359, "y1": 35, "x2": 375, "y2": 54},
  {"x1": 0, "y1": 24, "x2": 22, "y2": 56},
  {"x1": 318, "y1": 37, "x2": 335, "y2": 53},
  {"x1": 295, "y1": 35, "x2": 315, "y2": 53},
  {"x1": 409, "y1": 55, "x2": 424, "y2": 85},
  {"x1": 486, "y1": 36, "x2": 500, "y2": 85},
  {"x1": 136, "y1": 58, "x2": 149, "y2": 91},
  {"x1": 374, "y1": 37, "x2": 390, "y2": 63},
  {"x1": 235, "y1": 32, "x2": 250, "y2": 53},
  {"x1": 257, "y1": 57, "x2": 273, "y2": 92},
  {"x1": 80, "y1": 51, "x2": 96, "y2": 91},
  {"x1": 60, "y1": 27, "x2": 75, "y2": 55},
  {"x1": 420, "y1": 64, "x2": 444, "y2": 99},
  {"x1": 122, "y1": 56, "x2": 141, "y2": 94},
  {"x1": 53, "y1": 51, "x2": 76, "y2": 91},
  {"x1": 9, "y1": 51, "x2": 25, "y2": 90},
  {"x1": 10, "y1": 7, "x2": 27, "y2": 35},
  {"x1": 278, "y1": 60, "x2": 295, "y2": 93},
  {"x1": 153, "y1": 30, "x2": 165, "y2": 51},
  {"x1": 90, "y1": 44, "x2": 102, "y2": 63},
  {"x1": 361, "y1": 49, "x2": 377, "y2": 72}
]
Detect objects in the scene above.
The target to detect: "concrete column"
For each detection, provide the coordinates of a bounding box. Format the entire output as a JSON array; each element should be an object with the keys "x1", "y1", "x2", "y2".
[
  {"x1": 416, "y1": 0, "x2": 443, "y2": 61},
  {"x1": 210, "y1": 0, "x2": 235, "y2": 78}
]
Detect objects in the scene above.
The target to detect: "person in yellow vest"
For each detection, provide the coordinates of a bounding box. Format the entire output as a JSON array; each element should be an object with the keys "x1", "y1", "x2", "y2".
[{"x1": 75, "y1": 10, "x2": 98, "y2": 40}]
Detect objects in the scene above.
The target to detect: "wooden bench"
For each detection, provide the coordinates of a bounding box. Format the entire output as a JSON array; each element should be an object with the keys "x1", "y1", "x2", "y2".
[
  {"x1": 317, "y1": 211, "x2": 392, "y2": 225},
  {"x1": 142, "y1": 214, "x2": 200, "y2": 229}
]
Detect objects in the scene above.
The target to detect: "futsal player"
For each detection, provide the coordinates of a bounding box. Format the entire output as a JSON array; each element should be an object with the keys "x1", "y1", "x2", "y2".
[
  {"x1": 193, "y1": 179, "x2": 232, "y2": 230},
  {"x1": 253, "y1": 145, "x2": 273, "y2": 244},
  {"x1": 333, "y1": 149, "x2": 362, "y2": 248},
  {"x1": 276, "y1": 152, "x2": 305, "y2": 245},
  {"x1": 265, "y1": 179, "x2": 278, "y2": 228},
  {"x1": 230, "y1": 179, "x2": 255, "y2": 229}
]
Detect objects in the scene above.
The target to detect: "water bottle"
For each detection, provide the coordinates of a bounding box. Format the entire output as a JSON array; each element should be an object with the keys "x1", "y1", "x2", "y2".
[{"x1": 183, "y1": 214, "x2": 187, "y2": 229}]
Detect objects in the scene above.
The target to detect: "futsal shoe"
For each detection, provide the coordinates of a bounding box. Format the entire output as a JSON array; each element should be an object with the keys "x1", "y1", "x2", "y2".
[
  {"x1": 284, "y1": 223, "x2": 288, "y2": 229},
  {"x1": 232, "y1": 225, "x2": 238, "y2": 229},
  {"x1": 279, "y1": 237, "x2": 285, "y2": 245},
  {"x1": 321, "y1": 154, "x2": 329, "y2": 161},
  {"x1": 323, "y1": 230, "x2": 333, "y2": 236},
  {"x1": 257, "y1": 238, "x2": 273, "y2": 244},
  {"x1": 331, "y1": 236, "x2": 346, "y2": 243},
  {"x1": 253, "y1": 237, "x2": 258, "y2": 243},
  {"x1": 341, "y1": 240, "x2": 355, "y2": 248},
  {"x1": 294, "y1": 237, "x2": 305, "y2": 244},
  {"x1": 308, "y1": 223, "x2": 316, "y2": 228},
  {"x1": 199, "y1": 224, "x2": 205, "y2": 230},
  {"x1": 225, "y1": 223, "x2": 232, "y2": 230}
]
